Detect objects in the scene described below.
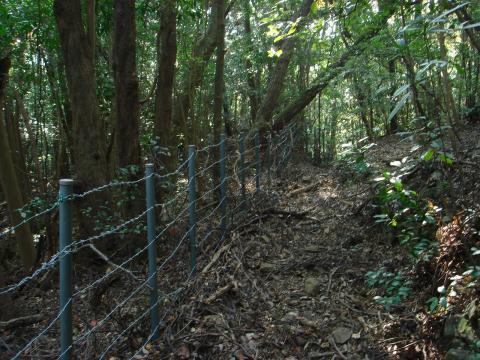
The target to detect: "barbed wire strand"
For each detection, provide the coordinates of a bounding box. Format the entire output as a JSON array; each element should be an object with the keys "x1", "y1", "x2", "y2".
[{"x1": 8, "y1": 128, "x2": 298, "y2": 358}]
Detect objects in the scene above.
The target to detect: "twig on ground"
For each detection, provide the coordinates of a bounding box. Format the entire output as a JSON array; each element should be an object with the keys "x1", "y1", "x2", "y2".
[
  {"x1": 204, "y1": 281, "x2": 237, "y2": 304},
  {"x1": 327, "y1": 267, "x2": 339, "y2": 296},
  {"x1": 329, "y1": 336, "x2": 348, "y2": 360},
  {"x1": 0, "y1": 314, "x2": 44, "y2": 330},
  {"x1": 88, "y1": 244, "x2": 142, "y2": 283}
]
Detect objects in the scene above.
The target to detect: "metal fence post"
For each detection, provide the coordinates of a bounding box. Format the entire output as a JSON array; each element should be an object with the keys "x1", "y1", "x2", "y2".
[
  {"x1": 239, "y1": 132, "x2": 246, "y2": 210},
  {"x1": 188, "y1": 145, "x2": 197, "y2": 275},
  {"x1": 59, "y1": 179, "x2": 73, "y2": 360},
  {"x1": 219, "y1": 134, "x2": 227, "y2": 235},
  {"x1": 287, "y1": 127, "x2": 294, "y2": 165},
  {"x1": 266, "y1": 134, "x2": 271, "y2": 186},
  {"x1": 255, "y1": 131, "x2": 260, "y2": 193},
  {"x1": 145, "y1": 164, "x2": 159, "y2": 340}
]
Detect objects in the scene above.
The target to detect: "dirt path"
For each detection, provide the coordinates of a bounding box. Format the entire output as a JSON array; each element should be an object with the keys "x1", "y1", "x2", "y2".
[{"x1": 163, "y1": 161, "x2": 421, "y2": 359}]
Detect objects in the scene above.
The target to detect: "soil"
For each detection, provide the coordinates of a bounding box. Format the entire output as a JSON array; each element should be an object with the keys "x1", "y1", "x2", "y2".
[{"x1": 2, "y1": 125, "x2": 480, "y2": 359}]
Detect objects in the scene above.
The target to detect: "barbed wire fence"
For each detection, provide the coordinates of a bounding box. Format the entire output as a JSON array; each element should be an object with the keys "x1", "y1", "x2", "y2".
[{"x1": 0, "y1": 124, "x2": 299, "y2": 359}]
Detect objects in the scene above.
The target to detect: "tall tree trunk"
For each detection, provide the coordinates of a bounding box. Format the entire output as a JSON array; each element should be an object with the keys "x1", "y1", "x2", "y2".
[
  {"x1": 437, "y1": 25, "x2": 461, "y2": 127},
  {"x1": 255, "y1": 0, "x2": 315, "y2": 131},
  {"x1": 173, "y1": 3, "x2": 231, "y2": 150},
  {"x1": 154, "y1": 0, "x2": 177, "y2": 173},
  {"x1": 447, "y1": 3, "x2": 480, "y2": 53},
  {"x1": 54, "y1": 0, "x2": 108, "y2": 240},
  {"x1": 41, "y1": 50, "x2": 70, "y2": 179},
  {"x1": 243, "y1": 1, "x2": 260, "y2": 124},
  {"x1": 14, "y1": 92, "x2": 46, "y2": 192},
  {"x1": 5, "y1": 99, "x2": 29, "y2": 197},
  {"x1": 0, "y1": 57, "x2": 36, "y2": 268},
  {"x1": 352, "y1": 74, "x2": 374, "y2": 140},
  {"x1": 272, "y1": 2, "x2": 398, "y2": 131},
  {"x1": 212, "y1": 0, "x2": 225, "y2": 193},
  {"x1": 402, "y1": 54, "x2": 426, "y2": 121},
  {"x1": 53, "y1": 0, "x2": 107, "y2": 190},
  {"x1": 113, "y1": 0, "x2": 141, "y2": 169},
  {"x1": 387, "y1": 59, "x2": 399, "y2": 134}
]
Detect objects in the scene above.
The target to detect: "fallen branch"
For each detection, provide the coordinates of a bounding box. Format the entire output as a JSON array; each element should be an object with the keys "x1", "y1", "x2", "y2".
[
  {"x1": 201, "y1": 243, "x2": 231, "y2": 276},
  {"x1": 327, "y1": 267, "x2": 339, "y2": 296},
  {"x1": 204, "y1": 281, "x2": 238, "y2": 304},
  {"x1": 288, "y1": 182, "x2": 320, "y2": 197},
  {"x1": 88, "y1": 243, "x2": 142, "y2": 283},
  {"x1": 261, "y1": 207, "x2": 311, "y2": 219},
  {"x1": 329, "y1": 337, "x2": 348, "y2": 360},
  {"x1": 0, "y1": 314, "x2": 44, "y2": 330}
]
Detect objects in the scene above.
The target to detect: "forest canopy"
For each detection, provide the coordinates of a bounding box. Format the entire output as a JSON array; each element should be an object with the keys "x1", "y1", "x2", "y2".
[{"x1": 0, "y1": 0, "x2": 479, "y2": 269}]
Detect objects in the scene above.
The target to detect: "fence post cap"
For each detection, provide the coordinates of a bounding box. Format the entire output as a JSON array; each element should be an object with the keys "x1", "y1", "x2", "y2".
[{"x1": 59, "y1": 179, "x2": 74, "y2": 186}]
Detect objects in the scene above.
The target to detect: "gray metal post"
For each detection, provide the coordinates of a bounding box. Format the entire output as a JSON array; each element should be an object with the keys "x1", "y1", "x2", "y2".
[
  {"x1": 255, "y1": 131, "x2": 260, "y2": 193},
  {"x1": 219, "y1": 134, "x2": 227, "y2": 235},
  {"x1": 188, "y1": 146, "x2": 197, "y2": 275},
  {"x1": 239, "y1": 133, "x2": 246, "y2": 210},
  {"x1": 287, "y1": 127, "x2": 293, "y2": 165},
  {"x1": 145, "y1": 164, "x2": 159, "y2": 340},
  {"x1": 266, "y1": 135, "x2": 271, "y2": 185},
  {"x1": 59, "y1": 179, "x2": 73, "y2": 360}
]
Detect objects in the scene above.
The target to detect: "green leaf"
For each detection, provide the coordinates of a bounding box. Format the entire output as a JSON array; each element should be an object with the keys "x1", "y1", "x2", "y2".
[
  {"x1": 426, "y1": 297, "x2": 439, "y2": 312},
  {"x1": 387, "y1": 91, "x2": 410, "y2": 122},
  {"x1": 266, "y1": 24, "x2": 279, "y2": 37},
  {"x1": 267, "y1": 47, "x2": 283, "y2": 57},
  {"x1": 421, "y1": 149, "x2": 435, "y2": 161}
]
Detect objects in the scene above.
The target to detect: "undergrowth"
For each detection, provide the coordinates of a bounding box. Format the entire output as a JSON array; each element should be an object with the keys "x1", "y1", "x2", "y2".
[{"x1": 343, "y1": 128, "x2": 480, "y2": 318}]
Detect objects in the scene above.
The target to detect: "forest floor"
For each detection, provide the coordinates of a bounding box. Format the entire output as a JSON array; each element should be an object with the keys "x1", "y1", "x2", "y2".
[
  {"x1": 151, "y1": 135, "x2": 445, "y2": 360},
  {"x1": 3, "y1": 127, "x2": 480, "y2": 359}
]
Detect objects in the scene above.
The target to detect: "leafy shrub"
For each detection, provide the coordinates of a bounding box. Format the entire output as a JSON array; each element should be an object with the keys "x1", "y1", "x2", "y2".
[
  {"x1": 366, "y1": 266, "x2": 412, "y2": 310},
  {"x1": 373, "y1": 172, "x2": 438, "y2": 260},
  {"x1": 337, "y1": 141, "x2": 374, "y2": 177}
]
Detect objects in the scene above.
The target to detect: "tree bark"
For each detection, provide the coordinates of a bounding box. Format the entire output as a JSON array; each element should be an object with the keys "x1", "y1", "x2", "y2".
[
  {"x1": 113, "y1": 0, "x2": 141, "y2": 169},
  {"x1": 272, "y1": 2, "x2": 398, "y2": 131},
  {"x1": 255, "y1": 0, "x2": 315, "y2": 131},
  {"x1": 352, "y1": 74, "x2": 374, "y2": 140},
  {"x1": 154, "y1": 0, "x2": 177, "y2": 173},
  {"x1": 0, "y1": 57, "x2": 36, "y2": 268},
  {"x1": 437, "y1": 24, "x2": 461, "y2": 127},
  {"x1": 14, "y1": 92, "x2": 46, "y2": 191},
  {"x1": 243, "y1": 2, "x2": 260, "y2": 124},
  {"x1": 53, "y1": 0, "x2": 107, "y2": 191},
  {"x1": 212, "y1": 0, "x2": 225, "y2": 193},
  {"x1": 387, "y1": 59, "x2": 399, "y2": 134},
  {"x1": 450, "y1": 4, "x2": 480, "y2": 53},
  {"x1": 173, "y1": 3, "x2": 231, "y2": 149},
  {"x1": 4, "y1": 99, "x2": 29, "y2": 197}
]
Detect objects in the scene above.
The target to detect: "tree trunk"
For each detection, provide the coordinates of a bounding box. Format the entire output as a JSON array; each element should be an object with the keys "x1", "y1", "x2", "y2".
[
  {"x1": 154, "y1": 0, "x2": 177, "y2": 173},
  {"x1": 352, "y1": 74, "x2": 374, "y2": 140},
  {"x1": 387, "y1": 59, "x2": 399, "y2": 134},
  {"x1": 14, "y1": 92, "x2": 46, "y2": 192},
  {"x1": 113, "y1": 0, "x2": 141, "y2": 170},
  {"x1": 450, "y1": 4, "x2": 480, "y2": 53},
  {"x1": 53, "y1": 0, "x2": 107, "y2": 191},
  {"x1": 272, "y1": 3, "x2": 398, "y2": 131},
  {"x1": 212, "y1": 0, "x2": 225, "y2": 194},
  {"x1": 54, "y1": 0, "x2": 108, "y2": 242},
  {"x1": 437, "y1": 25, "x2": 461, "y2": 127},
  {"x1": 5, "y1": 99, "x2": 29, "y2": 197},
  {"x1": 173, "y1": 3, "x2": 231, "y2": 150},
  {"x1": 255, "y1": 0, "x2": 315, "y2": 131},
  {"x1": 0, "y1": 57, "x2": 36, "y2": 268},
  {"x1": 243, "y1": 2, "x2": 260, "y2": 124}
]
